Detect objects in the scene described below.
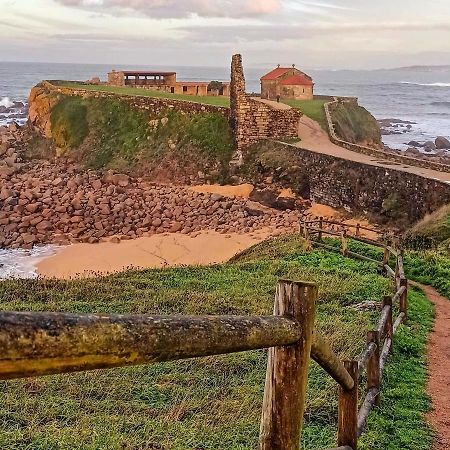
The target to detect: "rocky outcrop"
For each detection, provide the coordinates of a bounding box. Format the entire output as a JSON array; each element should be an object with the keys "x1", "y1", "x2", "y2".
[{"x1": 28, "y1": 84, "x2": 60, "y2": 138}]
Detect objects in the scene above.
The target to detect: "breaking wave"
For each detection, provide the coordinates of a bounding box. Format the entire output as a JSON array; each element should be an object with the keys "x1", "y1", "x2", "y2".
[
  {"x1": 0, "y1": 97, "x2": 14, "y2": 108},
  {"x1": 400, "y1": 82, "x2": 450, "y2": 87}
]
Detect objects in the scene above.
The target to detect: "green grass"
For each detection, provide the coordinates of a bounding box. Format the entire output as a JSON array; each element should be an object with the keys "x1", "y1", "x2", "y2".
[
  {"x1": 281, "y1": 99, "x2": 328, "y2": 129},
  {"x1": 50, "y1": 96, "x2": 88, "y2": 149},
  {"x1": 56, "y1": 82, "x2": 231, "y2": 107},
  {"x1": 0, "y1": 235, "x2": 433, "y2": 449},
  {"x1": 359, "y1": 286, "x2": 434, "y2": 450},
  {"x1": 330, "y1": 102, "x2": 382, "y2": 147},
  {"x1": 404, "y1": 204, "x2": 450, "y2": 250},
  {"x1": 49, "y1": 95, "x2": 234, "y2": 178},
  {"x1": 405, "y1": 250, "x2": 450, "y2": 298}
]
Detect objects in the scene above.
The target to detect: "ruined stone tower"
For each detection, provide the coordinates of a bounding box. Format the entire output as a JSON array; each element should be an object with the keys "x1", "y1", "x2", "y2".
[{"x1": 229, "y1": 53, "x2": 302, "y2": 163}]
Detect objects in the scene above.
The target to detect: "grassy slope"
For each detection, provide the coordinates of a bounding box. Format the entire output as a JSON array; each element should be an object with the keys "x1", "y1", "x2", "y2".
[
  {"x1": 404, "y1": 204, "x2": 450, "y2": 250},
  {"x1": 331, "y1": 102, "x2": 382, "y2": 147},
  {"x1": 49, "y1": 94, "x2": 234, "y2": 181},
  {"x1": 56, "y1": 82, "x2": 231, "y2": 107},
  {"x1": 0, "y1": 236, "x2": 433, "y2": 449},
  {"x1": 282, "y1": 99, "x2": 328, "y2": 129}
]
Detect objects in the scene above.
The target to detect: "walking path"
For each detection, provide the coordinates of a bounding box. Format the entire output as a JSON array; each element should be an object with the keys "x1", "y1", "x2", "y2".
[
  {"x1": 411, "y1": 281, "x2": 450, "y2": 450},
  {"x1": 294, "y1": 116, "x2": 450, "y2": 183}
]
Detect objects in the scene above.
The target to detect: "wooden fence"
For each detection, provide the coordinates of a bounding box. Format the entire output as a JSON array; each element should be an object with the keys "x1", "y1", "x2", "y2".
[
  {"x1": 300, "y1": 218, "x2": 408, "y2": 449},
  {"x1": 0, "y1": 220, "x2": 408, "y2": 450}
]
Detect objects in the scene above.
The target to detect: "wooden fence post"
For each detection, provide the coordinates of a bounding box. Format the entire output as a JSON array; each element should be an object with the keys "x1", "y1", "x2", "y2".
[
  {"x1": 260, "y1": 280, "x2": 318, "y2": 450},
  {"x1": 366, "y1": 331, "x2": 380, "y2": 406},
  {"x1": 400, "y1": 278, "x2": 408, "y2": 324},
  {"x1": 338, "y1": 360, "x2": 359, "y2": 449},
  {"x1": 356, "y1": 223, "x2": 361, "y2": 237},
  {"x1": 382, "y1": 296, "x2": 393, "y2": 343},
  {"x1": 382, "y1": 247, "x2": 389, "y2": 276},
  {"x1": 299, "y1": 220, "x2": 304, "y2": 238},
  {"x1": 341, "y1": 230, "x2": 348, "y2": 256},
  {"x1": 318, "y1": 217, "x2": 323, "y2": 242}
]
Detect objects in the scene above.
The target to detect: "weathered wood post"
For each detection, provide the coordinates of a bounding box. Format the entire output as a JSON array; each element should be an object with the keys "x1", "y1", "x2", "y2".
[
  {"x1": 259, "y1": 280, "x2": 317, "y2": 450},
  {"x1": 341, "y1": 230, "x2": 348, "y2": 257},
  {"x1": 318, "y1": 217, "x2": 323, "y2": 242},
  {"x1": 299, "y1": 220, "x2": 304, "y2": 238},
  {"x1": 338, "y1": 360, "x2": 359, "y2": 449},
  {"x1": 382, "y1": 247, "x2": 389, "y2": 276},
  {"x1": 366, "y1": 331, "x2": 380, "y2": 406},
  {"x1": 356, "y1": 223, "x2": 361, "y2": 237},
  {"x1": 382, "y1": 296, "x2": 393, "y2": 344},
  {"x1": 400, "y1": 278, "x2": 408, "y2": 324}
]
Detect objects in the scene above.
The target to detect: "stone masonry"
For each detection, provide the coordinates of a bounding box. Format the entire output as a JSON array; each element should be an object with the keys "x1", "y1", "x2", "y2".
[{"x1": 230, "y1": 54, "x2": 302, "y2": 158}]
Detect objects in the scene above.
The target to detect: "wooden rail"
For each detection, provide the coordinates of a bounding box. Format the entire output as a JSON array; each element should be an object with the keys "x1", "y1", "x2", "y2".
[
  {"x1": 0, "y1": 219, "x2": 410, "y2": 450},
  {"x1": 300, "y1": 218, "x2": 409, "y2": 449}
]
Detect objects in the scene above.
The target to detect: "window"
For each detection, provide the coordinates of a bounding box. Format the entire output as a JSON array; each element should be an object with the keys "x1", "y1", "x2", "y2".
[{"x1": 183, "y1": 86, "x2": 188, "y2": 92}]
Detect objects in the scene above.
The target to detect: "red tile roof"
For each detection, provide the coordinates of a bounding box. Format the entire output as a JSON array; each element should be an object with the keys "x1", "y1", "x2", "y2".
[
  {"x1": 280, "y1": 74, "x2": 314, "y2": 86},
  {"x1": 260, "y1": 67, "x2": 292, "y2": 80}
]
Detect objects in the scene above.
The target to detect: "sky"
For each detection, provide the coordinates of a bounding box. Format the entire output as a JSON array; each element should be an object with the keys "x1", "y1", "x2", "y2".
[{"x1": 1, "y1": 0, "x2": 450, "y2": 69}]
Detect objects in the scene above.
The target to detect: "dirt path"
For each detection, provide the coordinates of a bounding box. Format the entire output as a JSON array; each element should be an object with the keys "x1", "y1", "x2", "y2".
[
  {"x1": 411, "y1": 281, "x2": 450, "y2": 449},
  {"x1": 295, "y1": 116, "x2": 450, "y2": 183}
]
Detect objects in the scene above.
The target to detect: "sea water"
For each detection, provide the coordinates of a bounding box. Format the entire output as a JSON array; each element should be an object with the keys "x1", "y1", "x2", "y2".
[{"x1": 0, "y1": 245, "x2": 60, "y2": 279}]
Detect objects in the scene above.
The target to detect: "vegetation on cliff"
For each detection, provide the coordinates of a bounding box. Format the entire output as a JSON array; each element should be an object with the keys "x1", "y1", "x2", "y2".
[
  {"x1": 403, "y1": 204, "x2": 450, "y2": 250},
  {"x1": 331, "y1": 102, "x2": 382, "y2": 148},
  {"x1": 0, "y1": 236, "x2": 432, "y2": 449},
  {"x1": 48, "y1": 94, "x2": 234, "y2": 182}
]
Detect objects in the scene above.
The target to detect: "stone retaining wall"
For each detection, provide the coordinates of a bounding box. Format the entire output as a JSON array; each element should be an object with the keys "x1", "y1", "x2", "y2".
[
  {"x1": 259, "y1": 141, "x2": 450, "y2": 222},
  {"x1": 324, "y1": 98, "x2": 450, "y2": 173},
  {"x1": 230, "y1": 55, "x2": 302, "y2": 155}
]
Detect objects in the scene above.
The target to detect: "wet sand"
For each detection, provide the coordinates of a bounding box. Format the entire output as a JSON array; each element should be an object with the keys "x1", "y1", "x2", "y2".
[{"x1": 37, "y1": 230, "x2": 271, "y2": 279}]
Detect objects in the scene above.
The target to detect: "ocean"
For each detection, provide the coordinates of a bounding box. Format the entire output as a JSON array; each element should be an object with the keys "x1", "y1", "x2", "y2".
[{"x1": 1, "y1": 61, "x2": 450, "y2": 149}]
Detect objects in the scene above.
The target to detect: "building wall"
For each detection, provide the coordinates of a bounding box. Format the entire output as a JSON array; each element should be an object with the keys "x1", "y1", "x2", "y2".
[
  {"x1": 280, "y1": 84, "x2": 313, "y2": 100},
  {"x1": 261, "y1": 68, "x2": 302, "y2": 99},
  {"x1": 230, "y1": 55, "x2": 302, "y2": 155}
]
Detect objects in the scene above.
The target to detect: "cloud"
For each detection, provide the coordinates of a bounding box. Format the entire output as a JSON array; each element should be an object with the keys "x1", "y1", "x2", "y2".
[
  {"x1": 55, "y1": 0, "x2": 282, "y2": 18},
  {"x1": 181, "y1": 21, "x2": 450, "y2": 43}
]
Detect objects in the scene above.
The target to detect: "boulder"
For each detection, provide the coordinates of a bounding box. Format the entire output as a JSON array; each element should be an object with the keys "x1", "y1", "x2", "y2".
[
  {"x1": 435, "y1": 136, "x2": 450, "y2": 149},
  {"x1": 423, "y1": 141, "x2": 436, "y2": 152}
]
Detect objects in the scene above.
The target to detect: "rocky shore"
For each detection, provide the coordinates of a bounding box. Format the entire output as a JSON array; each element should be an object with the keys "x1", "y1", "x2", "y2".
[{"x1": 0, "y1": 123, "x2": 302, "y2": 250}]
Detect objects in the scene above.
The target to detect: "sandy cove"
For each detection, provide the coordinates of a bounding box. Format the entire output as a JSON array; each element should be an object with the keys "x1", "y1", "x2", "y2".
[{"x1": 37, "y1": 229, "x2": 272, "y2": 279}]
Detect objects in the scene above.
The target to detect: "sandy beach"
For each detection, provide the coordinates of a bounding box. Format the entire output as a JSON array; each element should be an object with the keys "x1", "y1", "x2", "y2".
[{"x1": 37, "y1": 229, "x2": 271, "y2": 279}]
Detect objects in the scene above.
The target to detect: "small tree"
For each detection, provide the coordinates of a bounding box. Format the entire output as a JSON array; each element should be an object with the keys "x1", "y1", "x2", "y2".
[{"x1": 208, "y1": 81, "x2": 223, "y2": 92}]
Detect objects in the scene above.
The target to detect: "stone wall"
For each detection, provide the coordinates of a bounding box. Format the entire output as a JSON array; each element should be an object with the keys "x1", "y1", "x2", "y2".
[
  {"x1": 324, "y1": 98, "x2": 450, "y2": 173},
  {"x1": 230, "y1": 54, "x2": 302, "y2": 156},
  {"x1": 255, "y1": 141, "x2": 450, "y2": 222}
]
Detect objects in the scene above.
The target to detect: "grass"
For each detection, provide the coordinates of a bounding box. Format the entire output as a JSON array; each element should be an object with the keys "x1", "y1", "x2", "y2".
[
  {"x1": 50, "y1": 96, "x2": 88, "y2": 149},
  {"x1": 404, "y1": 204, "x2": 450, "y2": 250},
  {"x1": 49, "y1": 95, "x2": 234, "y2": 179},
  {"x1": 55, "y1": 82, "x2": 231, "y2": 107},
  {"x1": 330, "y1": 102, "x2": 382, "y2": 147},
  {"x1": 0, "y1": 235, "x2": 433, "y2": 449},
  {"x1": 405, "y1": 250, "x2": 450, "y2": 298},
  {"x1": 281, "y1": 98, "x2": 328, "y2": 130}
]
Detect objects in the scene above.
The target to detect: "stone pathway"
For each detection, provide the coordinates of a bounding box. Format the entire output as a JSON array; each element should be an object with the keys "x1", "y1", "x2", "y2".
[
  {"x1": 252, "y1": 97, "x2": 292, "y2": 110},
  {"x1": 294, "y1": 116, "x2": 450, "y2": 184},
  {"x1": 411, "y1": 281, "x2": 450, "y2": 450}
]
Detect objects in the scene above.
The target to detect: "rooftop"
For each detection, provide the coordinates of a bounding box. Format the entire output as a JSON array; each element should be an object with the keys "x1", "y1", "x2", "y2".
[
  {"x1": 260, "y1": 67, "x2": 292, "y2": 81},
  {"x1": 119, "y1": 71, "x2": 176, "y2": 76},
  {"x1": 280, "y1": 74, "x2": 314, "y2": 86}
]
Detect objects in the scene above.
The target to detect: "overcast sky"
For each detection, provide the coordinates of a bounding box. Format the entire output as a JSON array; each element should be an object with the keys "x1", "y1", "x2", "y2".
[{"x1": 2, "y1": 0, "x2": 450, "y2": 69}]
